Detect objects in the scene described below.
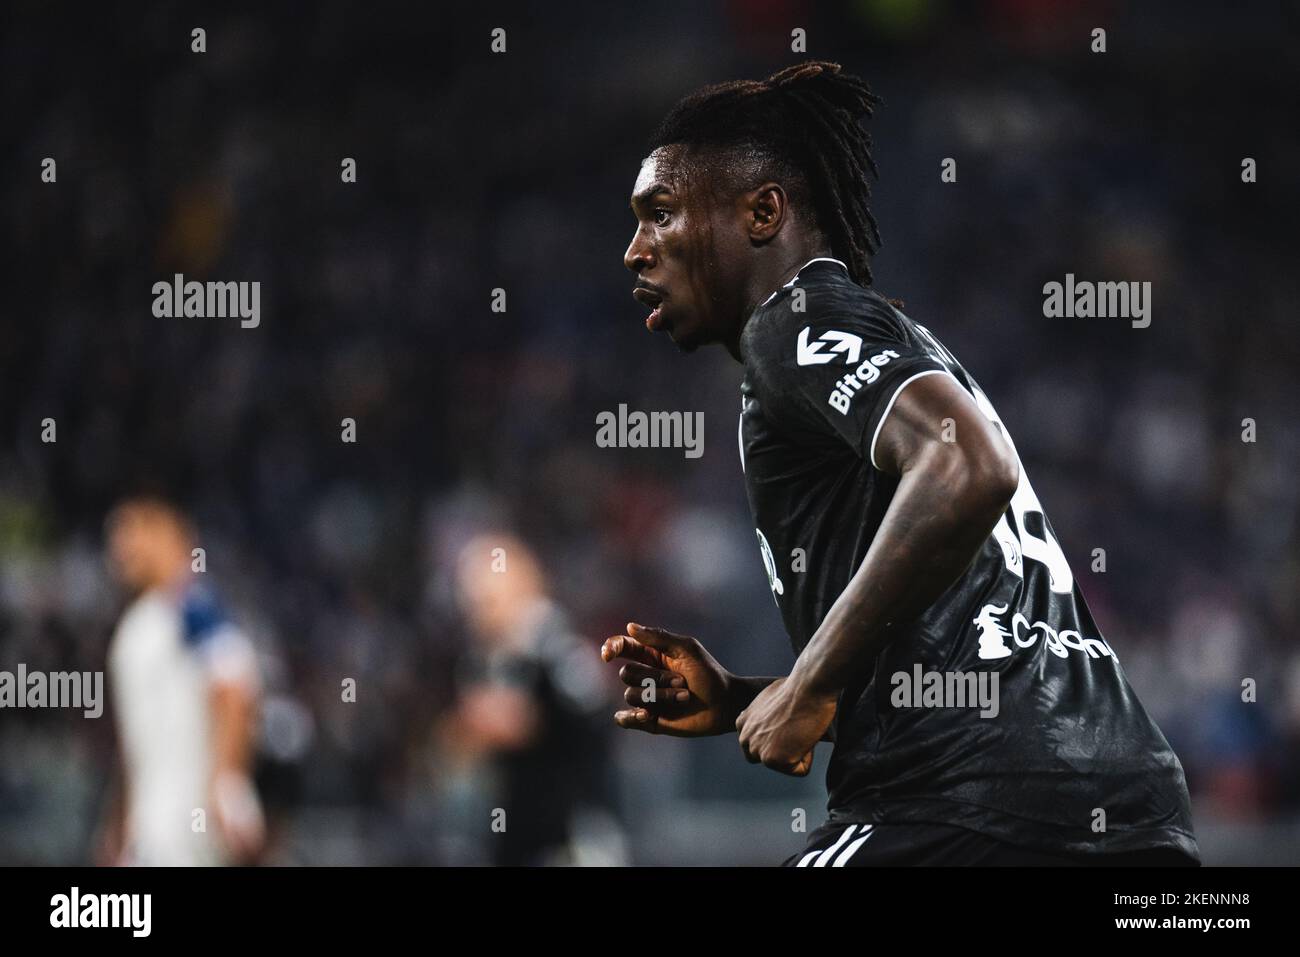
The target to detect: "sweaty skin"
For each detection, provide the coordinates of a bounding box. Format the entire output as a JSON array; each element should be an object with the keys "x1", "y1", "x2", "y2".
[
  {"x1": 626, "y1": 147, "x2": 822, "y2": 359},
  {"x1": 608, "y1": 147, "x2": 1019, "y2": 775}
]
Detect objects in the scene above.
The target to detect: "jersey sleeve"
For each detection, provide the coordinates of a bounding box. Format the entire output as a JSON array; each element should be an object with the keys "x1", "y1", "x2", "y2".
[
  {"x1": 181, "y1": 584, "x2": 259, "y2": 688},
  {"x1": 752, "y1": 306, "x2": 951, "y2": 468}
]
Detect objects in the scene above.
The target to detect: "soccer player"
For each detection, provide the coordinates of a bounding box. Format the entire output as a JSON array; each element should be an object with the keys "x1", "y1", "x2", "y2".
[
  {"x1": 602, "y1": 61, "x2": 1199, "y2": 865},
  {"x1": 99, "y1": 497, "x2": 264, "y2": 865}
]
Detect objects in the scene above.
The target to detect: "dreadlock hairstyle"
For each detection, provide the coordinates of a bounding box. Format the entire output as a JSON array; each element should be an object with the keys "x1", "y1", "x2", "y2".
[{"x1": 649, "y1": 61, "x2": 883, "y2": 286}]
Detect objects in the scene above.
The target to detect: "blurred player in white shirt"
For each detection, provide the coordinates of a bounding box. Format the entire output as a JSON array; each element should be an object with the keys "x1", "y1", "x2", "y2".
[{"x1": 98, "y1": 497, "x2": 264, "y2": 866}]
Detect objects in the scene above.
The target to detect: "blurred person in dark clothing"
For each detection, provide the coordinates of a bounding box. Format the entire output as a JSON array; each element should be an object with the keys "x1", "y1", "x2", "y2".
[{"x1": 437, "y1": 533, "x2": 622, "y2": 866}]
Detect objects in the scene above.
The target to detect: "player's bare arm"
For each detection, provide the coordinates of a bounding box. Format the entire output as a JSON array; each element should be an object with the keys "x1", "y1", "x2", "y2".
[
  {"x1": 209, "y1": 675, "x2": 266, "y2": 861},
  {"x1": 736, "y1": 372, "x2": 1018, "y2": 775}
]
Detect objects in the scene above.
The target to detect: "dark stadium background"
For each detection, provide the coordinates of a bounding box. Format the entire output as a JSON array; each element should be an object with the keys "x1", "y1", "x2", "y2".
[{"x1": 2, "y1": 0, "x2": 1297, "y2": 864}]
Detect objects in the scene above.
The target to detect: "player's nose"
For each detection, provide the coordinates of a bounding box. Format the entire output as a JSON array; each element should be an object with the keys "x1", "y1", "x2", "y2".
[{"x1": 623, "y1": 228, "x2": 655, "y2": 273}]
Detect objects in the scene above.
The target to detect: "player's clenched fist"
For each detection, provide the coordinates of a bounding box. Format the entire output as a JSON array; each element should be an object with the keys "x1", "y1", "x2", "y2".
[
  {"x1": 600, "y1": 623, "x2": 737, "y2": 736},
  {"x1": 735, "y1": 676, "x2": 837, "y2": 777}
]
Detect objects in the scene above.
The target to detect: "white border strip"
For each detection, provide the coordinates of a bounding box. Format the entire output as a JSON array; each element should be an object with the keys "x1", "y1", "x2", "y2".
[{"x1": 868, "y1": 368, "x2": 959, "y2": 471}]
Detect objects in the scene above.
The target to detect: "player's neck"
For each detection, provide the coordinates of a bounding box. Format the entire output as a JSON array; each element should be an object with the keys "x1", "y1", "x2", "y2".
[
  {"x1": 149, "y1": 559, "x2": 192, "y2": 596},
  {"x1": 726, "y1": 245, "x2": 834, "y2": 361}
]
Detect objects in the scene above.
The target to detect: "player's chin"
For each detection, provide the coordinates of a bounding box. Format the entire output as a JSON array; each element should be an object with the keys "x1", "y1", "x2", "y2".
[{"x1": 666, "y1": 317, "x2": 707, "y2": 353}]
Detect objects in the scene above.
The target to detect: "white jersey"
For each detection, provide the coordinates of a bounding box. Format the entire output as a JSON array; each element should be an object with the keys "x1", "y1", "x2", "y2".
[{"x1": 107, "y1": 583, "x2": 256, "y2": 866}]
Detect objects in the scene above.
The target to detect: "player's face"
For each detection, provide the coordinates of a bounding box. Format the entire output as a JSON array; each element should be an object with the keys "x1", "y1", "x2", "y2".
[
  {"x1": 106, "y1": 505, "x2": 186, "y2": 593},
  {"x1": 624, "y1": 148, "x2": 746, "y2": 352},
  {"x1": 454, "y1": 535, "x2": 545, "y2": 645},
  {"x1": 106, "y1": 509, "x2": 157, "y2": 591}
]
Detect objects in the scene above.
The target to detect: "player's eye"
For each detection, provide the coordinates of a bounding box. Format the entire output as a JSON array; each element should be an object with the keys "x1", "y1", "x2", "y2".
[{"x1": 653, "y1": 208, "x2": 671, "y2": 226}]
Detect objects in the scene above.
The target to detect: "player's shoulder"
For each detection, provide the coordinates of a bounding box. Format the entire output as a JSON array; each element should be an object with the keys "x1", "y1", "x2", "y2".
[
  {"x1": 179, "y1": 581, "x2": 231, "y2": 647},
  {"x1": 741, "y1": 259, "x2": 909, "y2": 377}
]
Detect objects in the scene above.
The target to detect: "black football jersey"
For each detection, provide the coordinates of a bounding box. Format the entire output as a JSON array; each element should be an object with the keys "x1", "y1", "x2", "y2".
[{"x1": 738, "y1": 257, "x2": 1198, "y2": 859}]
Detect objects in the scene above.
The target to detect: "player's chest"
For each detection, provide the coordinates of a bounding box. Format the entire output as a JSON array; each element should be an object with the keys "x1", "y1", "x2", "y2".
[
  {"x1": 738, "y1": 389, "x2": 877, "y2": 526},
  {"x1": 110, "y1": 610, "x2": 194, "y2": 687},
  {"x1": 741, "y1": 379, "x2": 849, "y2": 468}
]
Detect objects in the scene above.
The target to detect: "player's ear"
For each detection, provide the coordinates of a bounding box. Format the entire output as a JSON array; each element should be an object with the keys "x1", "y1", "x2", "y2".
[{"x1": 746, "y1": 182, "x2": 787, "y2": 243}]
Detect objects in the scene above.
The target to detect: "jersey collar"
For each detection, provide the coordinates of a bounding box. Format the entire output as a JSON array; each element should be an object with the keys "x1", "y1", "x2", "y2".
[{"x1": 758, "y1": 257, "x2": 849, "y2": 307}]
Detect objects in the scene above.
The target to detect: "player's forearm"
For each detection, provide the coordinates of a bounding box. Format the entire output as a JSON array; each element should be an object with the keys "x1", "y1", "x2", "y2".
[
  {"x1": 727, "y1": 674, "x2": 835, "y2": 741},
  {"x1": 210, "y1": 681, "x2": 258, "y2": 777},
  {"x1": 726, "y1": 674, "x2": 783, "y2": 717},
  {"x1": 788, "y1": 445, "x2": 1015, "y2": 699},
  {"x1": 208, "y1": 679, "x2": 267, "y2": 858}
]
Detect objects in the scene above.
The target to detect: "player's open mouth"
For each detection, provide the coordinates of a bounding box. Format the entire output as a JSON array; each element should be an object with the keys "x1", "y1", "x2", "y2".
[{"x1": 632, "y1": 286, "x2": 667, "y2": 331}]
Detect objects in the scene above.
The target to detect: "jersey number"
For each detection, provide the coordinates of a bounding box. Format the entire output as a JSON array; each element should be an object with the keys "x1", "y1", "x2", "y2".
[
  {"x1": 968, "y1": 382, "x2": 1074, "y2": 594},
  {"x1": 912, "y1": 323, "x2": 1073, "y2": 594}
]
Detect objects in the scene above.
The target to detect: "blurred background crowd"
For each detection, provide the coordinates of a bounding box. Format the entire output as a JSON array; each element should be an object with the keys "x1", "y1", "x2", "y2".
[{"x1": 2, "y1": 0, "x2": 1297, "y2": 864}]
